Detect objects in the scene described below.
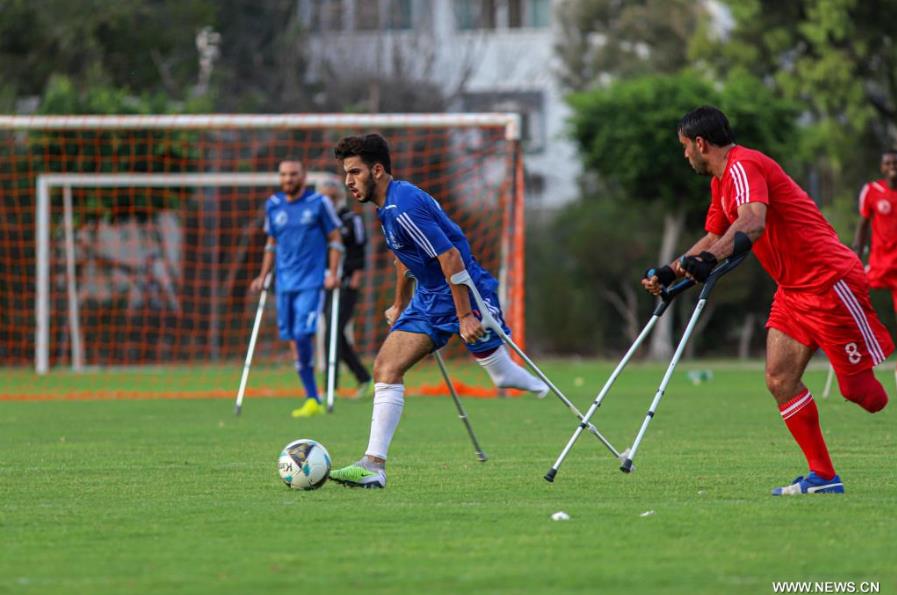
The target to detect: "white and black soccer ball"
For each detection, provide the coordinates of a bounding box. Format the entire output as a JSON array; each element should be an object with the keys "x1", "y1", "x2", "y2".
[{"x1": 277, "y1": 439, "x2": 331, "y2": 490}]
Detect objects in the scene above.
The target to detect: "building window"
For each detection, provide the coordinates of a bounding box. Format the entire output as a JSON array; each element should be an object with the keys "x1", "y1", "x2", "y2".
[
  {"x1": 454, "y1": 0, "x2": 497, "y2": 31},
  {"x1": 308, "y1": 0, "x2": 344, "y2": 32},
  {"x1": 356, "y1": 0, "x2": 381, "y2": 30},
  {"x1": 385, "y1": 0, "x2": 413, "y2": 30},
  {"x1": 462, "y1": 90, "x2": 545, "y2": 153},
  {"x1": 508, "y1": 0, "x2": 550, "y2": 29},
  {"x1": 525, "y1": 172, "x2": 545, "y2": 199}
]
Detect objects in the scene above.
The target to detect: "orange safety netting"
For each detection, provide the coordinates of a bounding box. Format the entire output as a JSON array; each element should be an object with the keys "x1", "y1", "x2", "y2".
[
  {"x1": 0, "y1": 383, "x2": 520, "y2": 402},
  {"x1": 0, "y1": 118, "x2": 525, "y2": 395}
]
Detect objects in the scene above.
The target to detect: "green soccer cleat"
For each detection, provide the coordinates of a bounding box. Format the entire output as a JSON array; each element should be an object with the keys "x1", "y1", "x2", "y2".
[{"x1": 329, "y1": 461, "x2": 386, "y2": 489}]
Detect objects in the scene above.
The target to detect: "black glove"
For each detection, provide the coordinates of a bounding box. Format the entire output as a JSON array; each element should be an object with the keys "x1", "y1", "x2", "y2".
[
  {"x1": 679, "y1": 251, "x2": 718, "y2": 283},
  {"x1": 644, "y1": 265, "x2": 677, "y2": 287}
]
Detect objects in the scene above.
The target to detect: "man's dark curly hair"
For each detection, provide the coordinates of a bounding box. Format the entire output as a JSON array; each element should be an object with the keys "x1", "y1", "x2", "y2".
[{"x1": 334, "y1": 133, "x2": 392, "y2": 174}]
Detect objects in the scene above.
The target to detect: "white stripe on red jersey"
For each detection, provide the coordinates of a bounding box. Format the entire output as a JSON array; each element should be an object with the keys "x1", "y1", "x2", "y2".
[{"x1": 833, "y1": 280, "x2": 886, "y2": 364}]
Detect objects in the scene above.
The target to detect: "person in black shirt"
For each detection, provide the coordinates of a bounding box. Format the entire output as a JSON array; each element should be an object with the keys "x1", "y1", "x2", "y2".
[{"x1": 320, "y1": 179, "x2": 373, "y2": 398}]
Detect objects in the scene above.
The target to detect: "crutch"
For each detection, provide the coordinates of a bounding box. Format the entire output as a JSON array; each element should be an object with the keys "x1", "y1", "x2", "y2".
[
  {"x1": 450, "y1": 271, "x2": 623, "y2": 459},
  {"x1": 325, "y1": 256, "x2": 345, "y2": 413},
  {"x1": 619, "y1": 252, "x2": 748, "y2": 473},
  {"x1": 235, "y1": 272, "x2": 272, "y2": 416},
  {"x1": 406, "y1": 272, "x2": 488, "y2": 461},
  {"x1": 822, "y1": 363, "x2": 835, "y2": 398},
  {"x1": 544, "y1": 274, "x2": 697, "y2": 482},
  {"x1": 434, "y1": 349, "x2": 489, "y2": 462}
]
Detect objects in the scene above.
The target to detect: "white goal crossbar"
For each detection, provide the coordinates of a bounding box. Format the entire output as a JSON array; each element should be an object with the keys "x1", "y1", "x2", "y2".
[{"x1": 0, "y1": 113, "x2": 521, "y2": 140}]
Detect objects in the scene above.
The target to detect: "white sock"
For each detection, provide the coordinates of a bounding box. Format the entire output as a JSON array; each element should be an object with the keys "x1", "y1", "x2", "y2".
[
  {"x1": 365, "y1": 383, "x2": 405, "y2": 461},
  {"x1": 476, "y1": 345, "x2": 548, "y2": 396}
]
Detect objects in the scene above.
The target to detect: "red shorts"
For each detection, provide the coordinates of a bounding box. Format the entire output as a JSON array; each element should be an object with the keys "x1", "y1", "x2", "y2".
[
  {"x1": 865, "y1": 265, "x2": 897, "y2": 313},
  {"x1": 766, "y1": 265, "x2": 894, "y2": 377}
]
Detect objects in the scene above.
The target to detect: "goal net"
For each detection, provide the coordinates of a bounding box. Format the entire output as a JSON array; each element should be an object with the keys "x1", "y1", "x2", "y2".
[{"x1": 0, "y1": 114, "x2": 525, "y2": 388}]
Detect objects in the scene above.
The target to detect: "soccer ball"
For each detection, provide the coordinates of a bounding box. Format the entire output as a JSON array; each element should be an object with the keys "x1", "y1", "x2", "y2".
[{"x1": 277, "y1": 439, "x2": 331, "y2": 490}]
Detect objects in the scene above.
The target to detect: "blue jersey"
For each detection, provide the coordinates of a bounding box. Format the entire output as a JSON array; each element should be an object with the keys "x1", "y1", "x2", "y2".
[
  {"x1": 264, "y1": 188, "x2": 341, "y2": 292},
  {"x1": 378, "y1": 180, "x2": 497, "y2": 314}
]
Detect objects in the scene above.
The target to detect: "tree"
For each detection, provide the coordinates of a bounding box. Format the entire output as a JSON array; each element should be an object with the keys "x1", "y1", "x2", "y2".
[
  {"x1": 693, "y1": 0, "x2": 897, "y2": 201},
  {"x1": 553, "y1": 0, "x2": 711, "y2": 358},
  {"x1": 568, "y1": 71, "x2": 798, "y2": 358},
  {"x1": 0, "y1": 0, "x2": 216, "y2": 106},
  {"x1": 555, "y1": 0, "x2": 708, "y2": 91}
]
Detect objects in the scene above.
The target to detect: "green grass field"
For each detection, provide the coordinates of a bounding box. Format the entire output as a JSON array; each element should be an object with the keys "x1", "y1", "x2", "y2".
[{"x1": 2, "y1": 359, "x2": 895, "y2": 594}]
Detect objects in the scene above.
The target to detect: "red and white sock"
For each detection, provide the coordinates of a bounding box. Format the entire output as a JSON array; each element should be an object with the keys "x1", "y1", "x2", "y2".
[{"x1": 778, "y1": 389, "x2": 836, "y2": 480}]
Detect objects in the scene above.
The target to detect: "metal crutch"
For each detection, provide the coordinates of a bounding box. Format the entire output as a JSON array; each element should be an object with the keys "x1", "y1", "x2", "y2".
[
  {"x1": 450, "y1": 270, "x2": 623, "y2": 459},
  {"x1": 325, "y1": 256, "x2": 345, "y2": 413},
  {"x1": 433, "y1": 349, "x2": 489, "y2": 462},
  {"x1": 235, "y1": 272, "x2": 272, "y2": 416},
  {"x1": 620, "y1": 252, "x2": 748, "y2": 473},
  {"x1": 406, "y1": 272, "x2": 488, "y2": 461},
  {"x1": 544, "y1": 275, "x2": 697, "y2": 481}
]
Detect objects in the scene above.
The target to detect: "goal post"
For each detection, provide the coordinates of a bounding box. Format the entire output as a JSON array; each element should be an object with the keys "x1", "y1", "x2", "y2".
[
  {"x1": 0, "y1": 113, "x2": 525, "y2": 378},
  {"x1": 35, "y1": 172, "x2": 344, "y2": 373}
]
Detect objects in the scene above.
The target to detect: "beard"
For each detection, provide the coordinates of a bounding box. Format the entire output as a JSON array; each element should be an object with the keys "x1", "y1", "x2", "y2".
[
  {"x1": 356, "y1": 176, "x2": 376, "y2": 203},
  {"x1": 282, "y1": 181, "x2": 302, "y2": 196},
  {"x1": 690, "y1": 156, "x2": 711, "y2": 176}
]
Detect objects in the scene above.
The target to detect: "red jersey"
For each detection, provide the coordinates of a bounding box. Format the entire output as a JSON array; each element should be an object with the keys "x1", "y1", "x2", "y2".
[
  {"x1": 858, "y1": 179, "x2": 897, "y2": 288},
  {"x1": 704, "y1": 145, "x2": 859, "y2": 292}
]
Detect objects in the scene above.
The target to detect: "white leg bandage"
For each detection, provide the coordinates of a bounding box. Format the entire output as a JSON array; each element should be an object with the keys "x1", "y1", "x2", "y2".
[
  {"x1": 476, "y1": 345, "x2": 548, "y2": 397},
  {"x1": 365, "y1": 383, "x2": 405, "y2": 460}
]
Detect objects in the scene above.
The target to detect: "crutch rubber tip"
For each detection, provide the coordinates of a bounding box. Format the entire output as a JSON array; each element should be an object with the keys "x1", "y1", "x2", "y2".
[
  {"x1": 620, "y1": 458, "x2": 634, "y2": 473},
  {"x1": 234, "y1": 405, "x2": 242, "y2": 416},
  {"x1": 477, "y1": 452, "x2": 488, "y2": 463},
  {"x1": 544, "y1": 468, "x2": 557, "y2": 483}
]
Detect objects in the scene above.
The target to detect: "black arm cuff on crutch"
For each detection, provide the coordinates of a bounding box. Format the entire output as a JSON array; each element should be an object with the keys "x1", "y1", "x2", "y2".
[
  {"x1": 698, "y1": 251, "x2": 750, "y2": 298},
  {"x1": 655, "y1": 250, "x2": 750, "y2": 314},
  {"x1": 659, "y1": 233, "x2": 752, "y2": 305}
]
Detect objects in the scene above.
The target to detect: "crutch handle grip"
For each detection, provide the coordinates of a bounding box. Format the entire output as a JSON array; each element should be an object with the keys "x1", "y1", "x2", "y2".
[
  {"x1": 656, "y1": 251, "x2": 749, "y2": 308},
  {"x1": 658, "y1": 277, "x2": 695, "y2": 302},
  {"x1": 449, "y1": 269, "x2": 474, "y2": 287},
  {"x1": 449, "y1": 270, "x2": 500, "y2": 331}
]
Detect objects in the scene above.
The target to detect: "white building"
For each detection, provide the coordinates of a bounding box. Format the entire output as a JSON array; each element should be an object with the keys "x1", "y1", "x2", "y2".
[{"x1": 298, "y1": 0, "x2": 579, "y2": 208}]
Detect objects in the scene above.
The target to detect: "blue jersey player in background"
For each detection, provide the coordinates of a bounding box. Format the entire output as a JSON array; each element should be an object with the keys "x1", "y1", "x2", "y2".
[
  {"x1": 250, "y1": 160, "x2": 344, "y2": 419},
  {"x1": 329, "y1": 134, "x2": 547, "y2": 488}
]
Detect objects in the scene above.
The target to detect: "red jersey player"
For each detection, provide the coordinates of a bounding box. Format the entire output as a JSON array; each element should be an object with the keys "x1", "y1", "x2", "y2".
[
  {"x1": 643, "y1": 106, "x2": 892, "y2": 496},
  {"x1": 853, "y1": 150, "x2": 897, "y2": 314}
]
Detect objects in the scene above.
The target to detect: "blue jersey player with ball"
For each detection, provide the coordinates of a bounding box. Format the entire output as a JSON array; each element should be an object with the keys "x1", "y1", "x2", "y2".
[{"x1": 329, "y1": 134, "x2": 547, "y2": 488}]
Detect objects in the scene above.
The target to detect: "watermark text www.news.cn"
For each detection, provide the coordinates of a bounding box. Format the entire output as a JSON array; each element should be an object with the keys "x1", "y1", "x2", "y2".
[{"x1": 772, "y1": 581, "x2": 880, "y2": 593}]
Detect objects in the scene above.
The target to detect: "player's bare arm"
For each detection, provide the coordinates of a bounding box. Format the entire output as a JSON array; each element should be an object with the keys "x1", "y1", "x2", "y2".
[
  {"x1": 385, "y1": 260, "x2": 414, "y2": 326},
  {"x1": 676, "y1": 203, "x2": 764, "y2": 283},
  {"x1": 705, "y1": 202, "x2": 766, "y2": 262},
  {"x1": 250, "y1": 236, "x2": 276, "y2": 292},
  {"x1": 325, "y1": 229, "x2": 343, "y2": 290},
  {"x1": 437, "y1": 247, "x2": 486, "y2": 344},
  {"x1": 852, "y1": 215, "x2": 871, "y2": 258}
]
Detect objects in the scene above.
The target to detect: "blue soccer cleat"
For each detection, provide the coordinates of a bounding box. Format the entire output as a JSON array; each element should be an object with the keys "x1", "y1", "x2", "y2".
[{"x1": 771, "y1": 471, "x2": 845, "y2": 496}]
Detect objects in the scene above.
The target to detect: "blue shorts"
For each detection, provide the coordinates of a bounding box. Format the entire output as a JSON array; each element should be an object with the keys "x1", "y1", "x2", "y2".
[
  {"x1": 392, "y1": 287, "x2": 511, "y2": 354},
  {"x1": 276, "y1": 289, "x2": 324, "y2": 340}
]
